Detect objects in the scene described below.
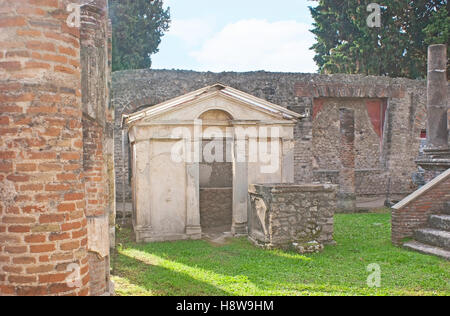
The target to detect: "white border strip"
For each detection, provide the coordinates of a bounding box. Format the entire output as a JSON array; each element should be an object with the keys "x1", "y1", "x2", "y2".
[{"x1": 392, "y1": 168, "x2": 450, "y2": 210}]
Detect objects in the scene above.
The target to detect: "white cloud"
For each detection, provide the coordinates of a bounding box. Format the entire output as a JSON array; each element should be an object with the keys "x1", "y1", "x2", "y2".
[
  {"x1": 168, "y1": 19, "x2": 215, "y2": 47},
  {"x1": 190, "y1": 19, "x2": 317, "y2": 73}
]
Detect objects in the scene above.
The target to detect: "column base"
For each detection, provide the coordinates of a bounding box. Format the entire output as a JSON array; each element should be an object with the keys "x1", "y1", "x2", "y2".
[
  {"x1": 186, "y1": 225, "x2": 202, "y2": 239},
  {"x1": 134, "y1": 225, "x2": 153, "y2": 243},
  {"x1": 232, "y1": 223, "x2": 248, "y2": 236},
  {"x1": 134, "y1": 225, "x2": 203, "y2": 243},
  {"x1": 416, "y1": 148, "x2": 450, "y2": 182},
  {"x1": 416, "y1": 148, "x2": 450, "y2": 169}
]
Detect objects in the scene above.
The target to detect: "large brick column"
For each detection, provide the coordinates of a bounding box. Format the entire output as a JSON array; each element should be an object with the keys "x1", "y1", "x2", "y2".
[
  {"x1": 337, "y1": 108, "x2": 356, "y2": 213},
  {"x1": 0, "y1": 0, "x2": 89, "y2": 295}
]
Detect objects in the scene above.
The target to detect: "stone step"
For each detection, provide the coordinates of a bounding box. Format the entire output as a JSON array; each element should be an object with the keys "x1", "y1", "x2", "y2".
[
  {"x1": 404, "y1": 241, "x2": 450, "y2": 260},
  {"x1": 444, "y1": 202, "x2": 450, "y2": 215},
  {"x1": 429, "y1": 215, "x2": 450, "y2": 232},
  {"x1": 415, "y1": 228, "x2": 450, "y2": 250}
]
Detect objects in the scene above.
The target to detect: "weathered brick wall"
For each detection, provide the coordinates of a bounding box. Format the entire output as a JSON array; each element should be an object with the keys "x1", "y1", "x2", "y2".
[
  {"x1": 248, "y1": 184, "x2": 336, "y2": 252},
  {"x1": 391, "y1": 171, "x2": 450, "y2": 245},
  {"x1": 0, "y1": 0, "x2": 89, "y2": 296},
  {"x1": 112, "y1": 70, "x2": 429, "y2": 210},
  {"x1": 80, "y1": 0, "x2": 114, "y2": 296},
  {"x1": 87, "y1": 251, "x2": 107, "y2": 296},
  {"x1": 83, "y1": 119, "x2": 105, "y2": 216}
]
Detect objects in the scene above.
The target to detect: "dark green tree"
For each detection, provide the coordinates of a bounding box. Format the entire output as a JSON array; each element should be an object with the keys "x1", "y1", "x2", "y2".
[
  {"x1": 310, "y1": 0, "x2": 448, "y2": 79},
  {"x1": 424, "y1": 5, "x2": 450, "y2": 45},
  {"x1": 109, "y1": 0, "x2": 170, "y2": 72}
]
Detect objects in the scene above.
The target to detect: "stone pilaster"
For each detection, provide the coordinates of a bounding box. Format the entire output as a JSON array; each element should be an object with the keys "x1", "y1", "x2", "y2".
[
  {"x1": 337, "y1": 108, "x2": 356, "y2": 212},
  {"x1": 232, "y1": 130, "x2": 249, "y2": 236},
  {"x1": 186, "y1": 161, "x2": 201, "y2": 239}
]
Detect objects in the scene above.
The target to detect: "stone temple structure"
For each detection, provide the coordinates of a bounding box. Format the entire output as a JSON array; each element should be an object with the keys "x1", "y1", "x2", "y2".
[{"x1": 124, "y1": 84, "x2": 302, "y2": 242}]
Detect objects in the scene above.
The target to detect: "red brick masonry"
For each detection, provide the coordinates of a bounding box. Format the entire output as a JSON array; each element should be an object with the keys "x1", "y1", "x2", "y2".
[
  {"x1": 0, "y1": 0, "x2": 89, "y2": 296},
  {"x1": 392, "y1": 169, "x2": 450, "y2": 245}
]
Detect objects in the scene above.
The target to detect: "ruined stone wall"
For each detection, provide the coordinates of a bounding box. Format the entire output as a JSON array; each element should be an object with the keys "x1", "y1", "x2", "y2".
[
  {"x1": 297, "y1": 80, "x2": 430, "y2": 197},
  {"x1": 313, "y1": 98, "x2": 386, "y2": 171},
  {"x1": 87, "y1": 251, "x2": 107, "y2": 296},
  {"x1": 199, "y1": 188, "x2": 232, "y2": 231},
  {"x1": 112, "y1": 70, "x2": 429, "y2": 210},
  {"x1": 0, "y1": 0, "x2": 89, "y2": 296},
  {"x1": 248, "y1": 184, "x2": 336, "y2": 252}
]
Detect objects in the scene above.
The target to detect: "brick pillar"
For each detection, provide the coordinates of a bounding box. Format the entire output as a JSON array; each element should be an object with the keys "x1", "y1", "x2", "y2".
[
  {"x1": 0, "y1": 0, "x2": 89, "y2": 295},
  {"x1": 80, "y1": 0, "x2": 113, "y2": 296},
  {"x1": 426, "y1": 44, "x2": 448, "y2": 150},
  {"x1": 337, "y1": 108, "x2": 356, "y2": 213}
]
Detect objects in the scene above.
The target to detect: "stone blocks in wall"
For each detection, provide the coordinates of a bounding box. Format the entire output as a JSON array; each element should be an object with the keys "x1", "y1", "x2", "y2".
[
  {"x1": 295, "y1": 82, "x2": 406, "y2": 99},
  {"x1": 248, "y1": 184, "x2": 337, "y2": 253},
  {"x1": 313, "y1": 169, "x2": 399, "y2": 197},
  {"x1": 200, "y1": 188, "x2": 232, "y2": 231}
]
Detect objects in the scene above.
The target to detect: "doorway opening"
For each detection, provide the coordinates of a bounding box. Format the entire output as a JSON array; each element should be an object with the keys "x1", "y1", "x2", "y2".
[{"x1": 198, "y1": 110, "x2": 233, "y2": 237}]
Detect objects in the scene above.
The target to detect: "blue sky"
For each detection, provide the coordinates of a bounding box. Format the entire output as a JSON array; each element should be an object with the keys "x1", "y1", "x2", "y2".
[{"x1": 152, "y1": 0, "x2": 318, "y2": 73}]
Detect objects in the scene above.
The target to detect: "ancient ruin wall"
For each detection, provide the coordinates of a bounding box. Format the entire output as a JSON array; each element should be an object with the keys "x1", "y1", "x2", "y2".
[
  {"x1": 80, "y1": 0, "x2": 114, "y2": 296},
  {"x1": 199, "y1": 188, "x2": 232, "y2": 232},
  {"x1": 248, "y1": 184, "x2": 337, "y2": 250},
  {"x1": 112, "y1": 69, "x2": 429, "y2": 213},
  {"x1": 0, "y1": 0, "x2": 89, "y2": 296}
]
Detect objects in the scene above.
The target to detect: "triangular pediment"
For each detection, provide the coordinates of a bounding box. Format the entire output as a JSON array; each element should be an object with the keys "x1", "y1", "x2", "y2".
[{"x1": 124, "y1": 84, "x2": 303, "y2": 126}]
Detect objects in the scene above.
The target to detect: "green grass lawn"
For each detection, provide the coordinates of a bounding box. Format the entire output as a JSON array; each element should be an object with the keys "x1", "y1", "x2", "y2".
[{"x1": 111, "y1": 212, "x2": 449, "y2": 296}]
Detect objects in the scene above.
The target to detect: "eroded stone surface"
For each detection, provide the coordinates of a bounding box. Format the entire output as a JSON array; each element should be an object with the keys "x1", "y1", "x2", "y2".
[{"x1": 248, "y1": 184, "x2": 337, "y2": 253}]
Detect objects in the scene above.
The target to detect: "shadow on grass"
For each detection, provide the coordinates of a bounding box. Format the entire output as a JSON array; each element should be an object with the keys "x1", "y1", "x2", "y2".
[
  {"x1": 113, "y1": 251, "x2": 231, "y2": 296},
  {"x1": 113, "y1": 213, "x2": 450, "y2": 296}
]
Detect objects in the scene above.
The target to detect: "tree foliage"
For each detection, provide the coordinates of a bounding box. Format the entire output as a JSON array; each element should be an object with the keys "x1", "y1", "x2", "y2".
[
  {"x1": 109, "y1": 0, "x2": 170, "y2": 72},
  {"x1": 310, "y1": 1, "x2": 449, "y2": 79}
]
